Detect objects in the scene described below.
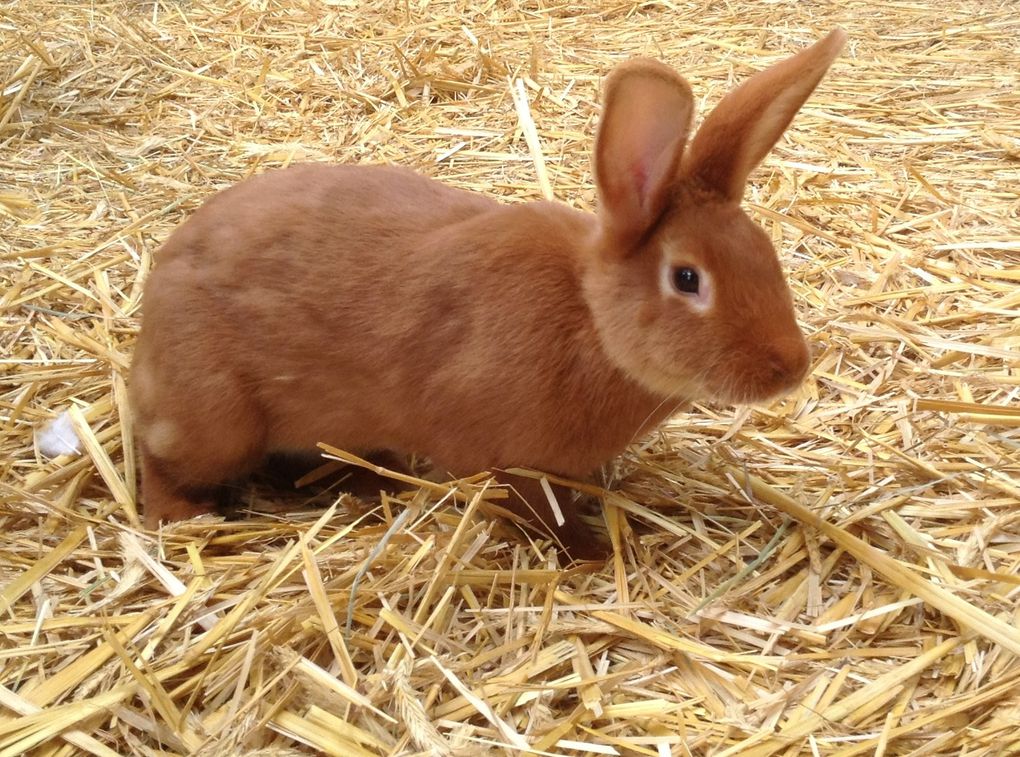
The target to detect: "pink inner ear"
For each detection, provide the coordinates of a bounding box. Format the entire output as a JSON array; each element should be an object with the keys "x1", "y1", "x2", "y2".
[
  {"x1": 620, "y1": 119, "x2": 683, "y2": 216},
  {"x1": 630, "y1": 165, "x2": 649, "y2": 201}
]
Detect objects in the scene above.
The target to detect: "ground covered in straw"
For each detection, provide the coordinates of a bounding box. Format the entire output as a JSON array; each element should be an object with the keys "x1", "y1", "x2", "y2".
[{"x1": 2, "y1": 0, "x2": 1019, "y2": 754}]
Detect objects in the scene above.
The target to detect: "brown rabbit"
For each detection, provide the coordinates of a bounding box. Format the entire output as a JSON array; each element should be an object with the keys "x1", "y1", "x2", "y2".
[{"x1": 130, "y1": 30, "x2": 846, "y2": 558}]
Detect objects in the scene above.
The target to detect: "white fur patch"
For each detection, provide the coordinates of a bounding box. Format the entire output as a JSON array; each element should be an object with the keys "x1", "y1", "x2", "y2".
[
  {"x1": 145, "y1": 419, "x2": 181, "y2": 459},
  {"x1": 36, "y1": 410, "x2": 82, "y2": 458}
]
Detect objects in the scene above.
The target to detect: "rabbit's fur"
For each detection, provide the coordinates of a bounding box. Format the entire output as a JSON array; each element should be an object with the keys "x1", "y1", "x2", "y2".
[{"x1": 130, "y1": 30, "x2": 846, "y2": 559}]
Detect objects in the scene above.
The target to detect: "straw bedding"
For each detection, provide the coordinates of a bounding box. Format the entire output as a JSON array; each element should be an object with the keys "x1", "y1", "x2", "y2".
[{"x1": 2, "y1": 0, "x2": 1019, "y2": 754}]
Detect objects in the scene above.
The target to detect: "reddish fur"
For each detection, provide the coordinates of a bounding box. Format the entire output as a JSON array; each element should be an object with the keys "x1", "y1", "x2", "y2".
[{"x1": 130, "y1": 31, "x2": 845, "y2": 559}]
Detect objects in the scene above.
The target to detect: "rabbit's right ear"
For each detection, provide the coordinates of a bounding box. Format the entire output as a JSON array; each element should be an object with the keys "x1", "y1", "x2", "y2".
[{"x1": 594, "y1": 59, "x2": 694, "y2": 247}]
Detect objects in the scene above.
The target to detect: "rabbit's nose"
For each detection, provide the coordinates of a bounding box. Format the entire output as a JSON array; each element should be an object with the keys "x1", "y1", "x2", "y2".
[{"x1": 767, "y1": 336, "x2": 811, "y2": 390}]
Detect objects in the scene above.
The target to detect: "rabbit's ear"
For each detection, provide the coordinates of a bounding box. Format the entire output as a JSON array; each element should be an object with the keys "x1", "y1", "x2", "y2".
[
  {"x1": 594, "y1": 59, "x2": 694, "y2": 245},
  {"x1": 684, "y1": 29, "x2": 846, "y2": 201}
]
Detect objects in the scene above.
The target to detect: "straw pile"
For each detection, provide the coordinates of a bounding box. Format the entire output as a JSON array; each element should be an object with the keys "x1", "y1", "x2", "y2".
[{"x1": 2, "y1": 0, "x2": 1018, "y2": 754}]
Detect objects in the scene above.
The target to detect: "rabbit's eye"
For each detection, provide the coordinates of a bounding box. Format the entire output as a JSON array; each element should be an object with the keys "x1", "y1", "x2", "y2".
[{"x1": 671, "y1": 267, "x2": 700, "y2": 294}]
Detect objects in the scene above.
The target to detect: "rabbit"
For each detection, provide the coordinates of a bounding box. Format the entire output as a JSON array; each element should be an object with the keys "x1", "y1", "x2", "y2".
[{"x1": 129, "y1": 29, "x2": 846, "y2": 559}]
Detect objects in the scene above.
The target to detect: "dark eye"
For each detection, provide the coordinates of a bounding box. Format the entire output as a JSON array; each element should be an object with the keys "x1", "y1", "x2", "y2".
[{"x1": 671, "y1": 267, "x2": 700, "y2": 294}]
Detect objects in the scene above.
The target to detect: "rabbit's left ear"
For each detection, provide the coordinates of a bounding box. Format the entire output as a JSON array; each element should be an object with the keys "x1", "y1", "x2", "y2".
[
  {"x1": 594, "y1": 58, "x2": 694, "y2": 245},
  {"x1": 683, "y1": 29, "x2": 847, "y2": 202}
]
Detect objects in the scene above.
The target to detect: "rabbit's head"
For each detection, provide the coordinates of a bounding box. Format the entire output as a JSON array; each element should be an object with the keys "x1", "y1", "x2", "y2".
[{"x1": 584, "y1": 29, "x2": 846, "y2": 405}]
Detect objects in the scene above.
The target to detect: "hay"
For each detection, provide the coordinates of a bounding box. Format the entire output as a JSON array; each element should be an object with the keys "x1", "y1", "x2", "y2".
[{"x1": 2, "y1": 0, "x2": 1019, "y2": 754}]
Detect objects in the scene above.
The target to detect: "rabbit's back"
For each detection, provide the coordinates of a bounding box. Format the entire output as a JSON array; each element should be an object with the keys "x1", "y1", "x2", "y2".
[{"x1": 132, "y1": 163, "x2": 656, "y2": 478}]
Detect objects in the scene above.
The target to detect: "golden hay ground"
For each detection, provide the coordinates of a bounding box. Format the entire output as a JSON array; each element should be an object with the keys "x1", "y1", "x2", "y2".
[{"x1": 2, "y1": 0, "x2": 1019, "y2": 754}]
